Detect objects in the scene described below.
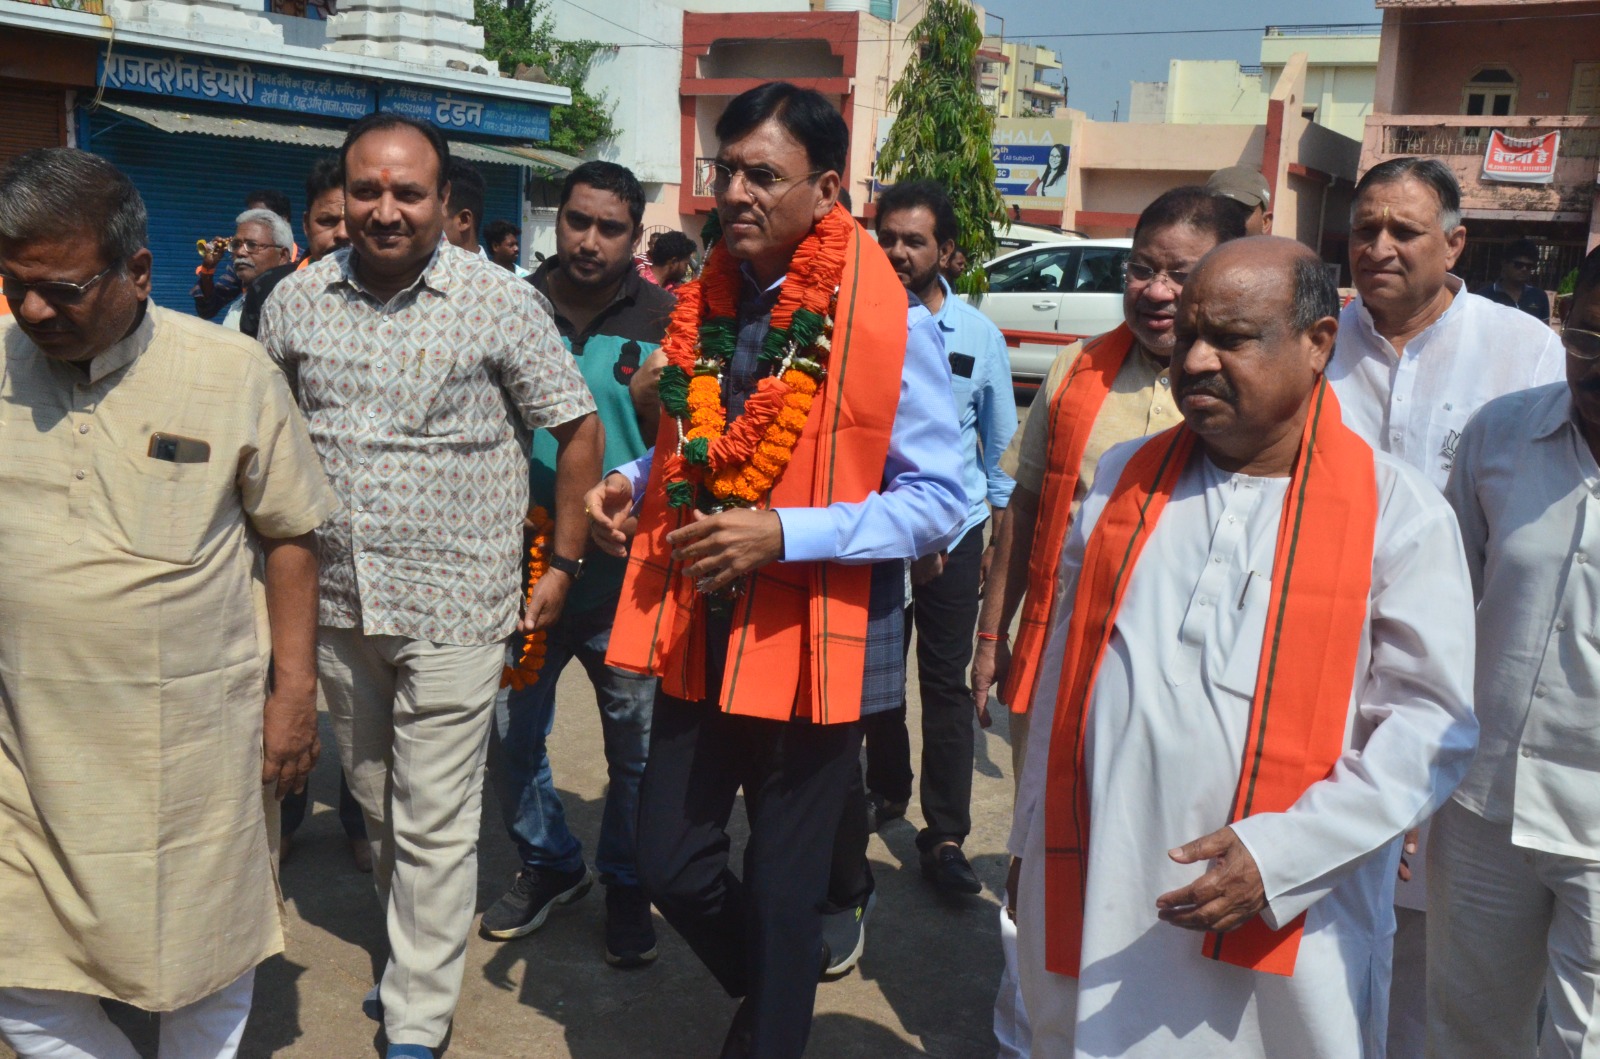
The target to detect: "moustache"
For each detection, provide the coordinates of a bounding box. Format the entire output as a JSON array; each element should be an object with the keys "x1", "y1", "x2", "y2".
[
  {"x1": 1577, "y1": 376, "x2": 1600, "y2": 393},
  {"x1": 1176, "y1": 372, "x2": 1237, "y2": 403}
]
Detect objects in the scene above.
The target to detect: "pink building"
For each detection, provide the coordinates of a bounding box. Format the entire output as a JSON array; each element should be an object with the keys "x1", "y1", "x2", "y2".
[{"x1": 1361, "y1": 0, "x2": 1600, "y2": 284}]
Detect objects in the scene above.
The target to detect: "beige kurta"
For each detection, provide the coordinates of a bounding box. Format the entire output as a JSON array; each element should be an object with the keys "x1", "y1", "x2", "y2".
[{"x1": 0, "y1": 305, "x2": 339, "y2": 1010}]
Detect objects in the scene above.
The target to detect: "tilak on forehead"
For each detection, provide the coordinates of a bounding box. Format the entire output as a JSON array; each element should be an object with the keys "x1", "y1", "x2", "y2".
[{"x1": 381, "y1": 167, "x2": 392, "y2": 183}]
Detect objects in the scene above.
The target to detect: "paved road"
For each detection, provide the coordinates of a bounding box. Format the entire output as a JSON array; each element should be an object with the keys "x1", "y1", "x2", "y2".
[{"x1": 8, "y1": 651, "x2": 1021, "y2": 1059}]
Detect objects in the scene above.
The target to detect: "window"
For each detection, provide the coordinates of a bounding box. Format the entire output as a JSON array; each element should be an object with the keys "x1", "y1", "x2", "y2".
[
  {"x1": 1071, "y1": 248, "x2": 1130, "y2": 293},
  {"x1": 989, "y1": 247, "x2": 1079, "y2": 294},
  {"x1": 1463, "y1": 67, "x2": 1517, "y2": 119}
]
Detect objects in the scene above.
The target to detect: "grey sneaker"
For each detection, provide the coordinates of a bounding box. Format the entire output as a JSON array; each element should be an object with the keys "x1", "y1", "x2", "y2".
[
  {"x1": 819, "y1": 891, "x2": 876, "y2": 980},
  {"x1": 479, "y1": 865, "x2": 592, "y2": 940}
]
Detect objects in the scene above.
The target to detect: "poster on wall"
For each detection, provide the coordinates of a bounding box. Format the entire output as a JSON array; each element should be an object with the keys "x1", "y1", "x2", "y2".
[
  {"x1": 1482, "y1": 129, "x2": 1560, "y2": 184},
  {"x1": 993, "y1": 118, "x2": 1074, "y2": 208}
]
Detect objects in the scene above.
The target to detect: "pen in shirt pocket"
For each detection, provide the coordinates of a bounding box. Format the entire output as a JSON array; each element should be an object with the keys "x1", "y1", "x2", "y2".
[{"x1": 1237, "y1": 570, "x2": 1263, "y2": 610}]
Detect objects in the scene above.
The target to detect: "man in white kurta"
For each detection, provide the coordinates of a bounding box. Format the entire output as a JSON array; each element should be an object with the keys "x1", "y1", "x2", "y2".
[
  {"x1": 1011, "y1": 237, "x2": 1478, "y2": 1057},
  {"x1": 1324, "y1": 157, "x2": 1562, "y2": 1058}
]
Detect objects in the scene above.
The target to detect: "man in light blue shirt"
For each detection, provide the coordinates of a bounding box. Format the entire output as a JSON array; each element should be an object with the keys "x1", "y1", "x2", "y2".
[
  {"x1": 583, "y1": 84, "x2": 965, "y2": 1058},
  {"x1": 864, "y1": 181, "x2": 1017, "y2": 898}
]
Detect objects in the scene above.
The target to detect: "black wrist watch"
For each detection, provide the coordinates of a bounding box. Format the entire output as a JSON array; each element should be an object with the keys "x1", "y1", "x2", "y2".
[{"x1": 548, "y1": 553, "x2": 584, "y2": 578}]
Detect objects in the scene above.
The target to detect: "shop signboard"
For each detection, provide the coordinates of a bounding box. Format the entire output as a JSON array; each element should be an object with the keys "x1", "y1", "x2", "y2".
[
  {"x1": 993, "y1": 118, "x2": 1074, "y2": 206},
  {"x1": 377, "y1": 85, "x2": 550, "y2": 142},
  {"x1": 1481, "y1": 129, "x2": 1560, "y2": 184},
  {"x1": 98, "y1": 45, "x2": 370, "y2": 120}
]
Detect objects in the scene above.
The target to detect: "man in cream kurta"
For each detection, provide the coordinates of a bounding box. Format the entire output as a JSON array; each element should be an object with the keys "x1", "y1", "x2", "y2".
[
  {"x1": 0, "y1": 148, "x2": 337, "y2": 1058},
  {"x1": 1011, "y1": 237, "x2": 1478, "y2": 1057}
]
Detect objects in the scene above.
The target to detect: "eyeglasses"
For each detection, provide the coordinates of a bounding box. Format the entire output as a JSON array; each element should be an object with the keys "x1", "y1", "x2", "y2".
[
  {"x1": 0, "y1": 262, "x2": 118, "y2": 306},
  {"x1": 701, "y1": 160, "x2": 823, "y2": 197},
  {"x1": 1122, "y1": 260, "x2": 1189, "y2": 290},
  {"x1": 229, "y1": 238, "x2": 282, "y2": 255},
  {"x1": 1509, "y1": 259, "x2": 1538, "y2": 270},
  {"x1": 1562, "y1": 327, "x2": 1600, "y2": 361}
]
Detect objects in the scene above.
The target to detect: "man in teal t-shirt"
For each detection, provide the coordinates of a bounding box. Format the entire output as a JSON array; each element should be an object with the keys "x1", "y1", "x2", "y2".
[{"x1": 481, "y1": 161, "x2": 677, "y2": 968}]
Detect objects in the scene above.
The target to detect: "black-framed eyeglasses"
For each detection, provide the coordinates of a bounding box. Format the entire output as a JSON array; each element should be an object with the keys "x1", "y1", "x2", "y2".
[
  {"x1": 1562, "y1": 327, "x2": 1600, "y2": 361},
  {"x1": 1509, "y1": 259, "x2": 1538, "y2": 270},
  {"x1": 229, "y1": 237, "x2": 282, "y2": 255},
  {"x1": 0, "y1": 262, "x2": 118, "y2": 306},
  {"x1": 1122, "y1": 260, "x2": 1190, "y2": 289},
  {"x1": 701, "y1": 160, "x2": 824, "y2": 197}
]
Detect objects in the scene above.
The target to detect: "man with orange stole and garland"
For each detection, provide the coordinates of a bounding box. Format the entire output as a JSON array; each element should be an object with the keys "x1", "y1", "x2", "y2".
[
  {"x1": 1008, "y1": 237, "x2": 1478, "y2": 1056},
  {"x1": 584, "y1": 82, "x2": 965, "y2": 1058}
]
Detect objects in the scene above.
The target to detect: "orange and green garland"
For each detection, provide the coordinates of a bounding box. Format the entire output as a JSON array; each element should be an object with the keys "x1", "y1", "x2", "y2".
[
  {"x1": 502, "y1": 506, "x2": 554, "y2": 691},
  {"x1": 657, "y1": 206, "x2": 852, "y2": 516}
]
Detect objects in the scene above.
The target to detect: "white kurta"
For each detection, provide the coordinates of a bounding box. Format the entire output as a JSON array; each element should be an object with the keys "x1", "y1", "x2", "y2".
[{"x1": 1010, "y1": 437, "x2": 1477, "y2": 1058}]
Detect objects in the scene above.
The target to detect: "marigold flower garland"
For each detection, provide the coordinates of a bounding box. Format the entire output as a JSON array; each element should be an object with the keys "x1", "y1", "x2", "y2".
[
  {"x1": 501, "y1": 506, "x2": 554, "y2": 691},
  {"x1": 656, "y1": 205, "x2": 852, "y2": 521}
]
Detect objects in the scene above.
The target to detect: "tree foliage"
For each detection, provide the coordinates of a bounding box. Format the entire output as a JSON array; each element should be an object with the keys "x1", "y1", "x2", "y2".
[
  {"x1": 876, "y1": 0, "x2": 1006, "y2": 292},
  {"x1": 473, "y1": 0, "x2": 617, "y2": 155}
]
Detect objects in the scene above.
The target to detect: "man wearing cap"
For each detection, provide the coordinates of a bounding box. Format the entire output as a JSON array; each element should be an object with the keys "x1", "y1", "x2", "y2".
[{"x1": 1206, "y1": 165, "x2": 1273, "y2": 236}]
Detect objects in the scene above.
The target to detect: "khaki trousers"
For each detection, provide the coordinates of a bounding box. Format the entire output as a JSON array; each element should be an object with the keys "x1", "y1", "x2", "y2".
[
  {"x1": 1428, "y1": 798, "x2": 1600, "y2": 1059},
  {"x1": 318, "y1": 627, "x2": 504, "y2": 1049}
]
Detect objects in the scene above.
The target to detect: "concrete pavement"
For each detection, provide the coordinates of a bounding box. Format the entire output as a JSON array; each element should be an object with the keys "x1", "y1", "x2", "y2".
[{"x1": 11, "y1": 651, "x2": 1020, "y2": 1058}]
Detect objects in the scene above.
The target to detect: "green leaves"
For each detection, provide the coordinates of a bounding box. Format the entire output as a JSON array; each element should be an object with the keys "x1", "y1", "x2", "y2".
[
  {"x1": 472, "y1": 0, "x2": 617, "y2": 154},
  {"x1": 875, "y1": 0, "x2": 1005, "y2": 294}
]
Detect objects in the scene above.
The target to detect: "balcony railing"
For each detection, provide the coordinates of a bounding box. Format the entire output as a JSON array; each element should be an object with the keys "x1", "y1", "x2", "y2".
[
  {"x1": 693, "y1": 157, "x2": 716, "y2": 199},
  {"x1": 1362, "y1": 114, "x2": 1600, "y2": 217},
  {"x1": 1266, "y1": 22, "x2": 1380, "y2": 36}
]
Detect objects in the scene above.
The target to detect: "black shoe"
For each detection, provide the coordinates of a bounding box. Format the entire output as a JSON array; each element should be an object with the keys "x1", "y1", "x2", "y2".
[
  {"x1": 604, "y1": 884, "x2": 659, "y2": 968},
  {"x1": 866, "y1": 793, "x2": 909, "y2": 832},
  {"x1": 480, "y1": 865, "x2": 592, "y2": 940},
  {"x1": 920, "y1": 843, "x2": 983, "y2": 895},
  {"x1": 819, "y1": 891, "x2": 876, "y2": 980}
]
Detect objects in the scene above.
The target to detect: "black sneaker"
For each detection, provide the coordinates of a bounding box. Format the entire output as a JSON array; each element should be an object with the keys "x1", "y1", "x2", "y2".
[
  {"x1": 480, "y1": 865, "x2": 592, "y2": 940},
  {"x1": 604, "y1": 884, "x2": 659, "y2": 968},
  {"x1": 819, "y1": 891, "x2": 876, "y2": 980},
  {"x1": 920, "y1": 843, "x2": 983, "y2": 895},
  {"x1": 866, "y1": 794, "x2": 909, "y2": 833}
]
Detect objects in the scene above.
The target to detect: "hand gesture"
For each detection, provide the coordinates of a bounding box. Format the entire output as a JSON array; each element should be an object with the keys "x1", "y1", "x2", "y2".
[
  {"x1": 1155, "y1": 826, "x2": 1266, "y2": 933},
  {"x1": 585, "y1": 472, "x2": 635, "y2": 558},
  {"x1": 667, "y1": 508, "x2": 784, "y2": 595},
  {"x1": 201, "y1": 237, "x2": 229, "y2": 269}
]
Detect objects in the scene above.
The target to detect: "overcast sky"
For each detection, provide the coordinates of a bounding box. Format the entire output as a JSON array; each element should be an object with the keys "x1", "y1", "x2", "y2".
[{"x1": 978, "y1": 0, "x2": 1382, "y2": 121}]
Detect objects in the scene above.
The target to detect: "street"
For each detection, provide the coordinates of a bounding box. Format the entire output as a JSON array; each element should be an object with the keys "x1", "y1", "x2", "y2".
[{"x1": 7, "y1": 647, "x2": 1021, "y2": 1058}]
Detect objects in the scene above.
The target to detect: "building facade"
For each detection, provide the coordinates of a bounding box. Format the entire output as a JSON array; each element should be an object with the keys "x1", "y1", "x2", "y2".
[
  {"x1": 1, "y1": 0, "x2": 570, "y2": 310},
  {"x1": 1133, "y1": 27, "x2": 1379, "y2": 140},
  {"x1": 1360, "y1": 0, "x2": 1600, "y2": 283}
]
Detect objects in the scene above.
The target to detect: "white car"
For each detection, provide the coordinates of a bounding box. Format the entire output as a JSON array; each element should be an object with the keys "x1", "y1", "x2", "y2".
[{"x1": 965, "y1": 238, "x2": 1132, "y2": 384}]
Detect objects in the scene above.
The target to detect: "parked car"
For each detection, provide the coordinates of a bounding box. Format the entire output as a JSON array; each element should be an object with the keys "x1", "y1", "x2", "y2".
[
  {"x1": 992, "y1": 219, "x2": 1086, "y2": 250},
  {"x1": 965, "y1": 238, "x2": 1132, "y2": 383}
]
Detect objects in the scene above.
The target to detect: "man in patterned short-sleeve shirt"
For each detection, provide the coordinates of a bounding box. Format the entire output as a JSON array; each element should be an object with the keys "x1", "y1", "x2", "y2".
[{"x1": 259, "y1": 113, "x2": 601, "y2": 1059}]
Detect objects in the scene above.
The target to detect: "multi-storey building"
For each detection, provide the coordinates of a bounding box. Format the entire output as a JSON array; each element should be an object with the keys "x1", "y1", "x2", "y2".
[{"x1": 1359, "y1": 0, "x2": 1600, "y2": 283}]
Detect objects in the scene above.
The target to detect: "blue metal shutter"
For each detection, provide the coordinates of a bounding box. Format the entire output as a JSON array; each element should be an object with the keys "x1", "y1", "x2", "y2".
[{"x1": 80, "y1": 104, "x2": 527, "y2": 314}]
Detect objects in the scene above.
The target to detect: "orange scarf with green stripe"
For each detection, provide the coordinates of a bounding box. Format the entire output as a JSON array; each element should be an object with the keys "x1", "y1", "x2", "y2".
[
  {"x1": 1044, "y1": 378, "x2": 1377, "y2": 977},
  {"x1": 1001, "y1": 323, "x2": 1135, "y2": 716},
  {"x1": 605, "y1": 220, "x2": 907, "y2": 724}
]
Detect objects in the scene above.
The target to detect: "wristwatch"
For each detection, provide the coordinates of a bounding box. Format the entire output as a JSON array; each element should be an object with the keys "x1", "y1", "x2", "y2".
[{"x1": 548, "y1": 553, "x2": 584, "y2": 578}]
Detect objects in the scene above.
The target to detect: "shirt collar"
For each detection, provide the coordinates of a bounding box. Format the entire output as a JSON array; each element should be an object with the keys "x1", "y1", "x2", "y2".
[
  {"x1": 80, "y1": 302, "x2": 155, "y2": 384},
  {"x1": 334, "y1": 241, "x2": 455, "y2": 303},
  {"x1": 931, "y1": 275, "x2": 957, "y2": 330},
  {"x1": 529, "y1": 259, "x2": 646, "y2": 338},
  {"x1": 1530, "y1": 382, "x2": 1579, "y2": 442},
  {"x1": 1353, "y1": 273, "x2": 1465, "y2": 352}
]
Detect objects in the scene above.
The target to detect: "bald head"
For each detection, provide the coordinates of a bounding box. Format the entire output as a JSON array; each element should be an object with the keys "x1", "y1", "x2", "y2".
[{"x1": 1171, "y1": 236, "x2": 1341, "y2": 476}]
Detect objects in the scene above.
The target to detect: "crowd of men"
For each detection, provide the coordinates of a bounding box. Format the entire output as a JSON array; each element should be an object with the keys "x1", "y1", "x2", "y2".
[{"x1": 0, "y1": 77, "x2": 1596, "y2": 1059}]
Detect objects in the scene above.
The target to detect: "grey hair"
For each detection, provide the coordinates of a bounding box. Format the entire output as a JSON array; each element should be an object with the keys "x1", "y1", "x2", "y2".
[
  {"x1": 1352, "y1": 157, "x2": 1463, "y2": 231},
  {"x1": 1289, "y1": 255, "x2": 1340, "y2": 333},
  {"x1": 236, "y1": 208, "x2": 294, "y2": 251},
  {"x1": 0, "y1": 147, "x2": 147, "y2": 264}
]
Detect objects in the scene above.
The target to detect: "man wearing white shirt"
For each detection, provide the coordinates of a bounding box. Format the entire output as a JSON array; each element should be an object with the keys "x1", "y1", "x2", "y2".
[
  {"x1": 1433, "y1": 247, "x2": 1600, "y2": 1058},
  {"x1": 1010, "y1": 236, "x2": 1477, "y2": 1057},
  {"x1": 1325, "y1": 156, "x2": 1563, "y2": 1057}
]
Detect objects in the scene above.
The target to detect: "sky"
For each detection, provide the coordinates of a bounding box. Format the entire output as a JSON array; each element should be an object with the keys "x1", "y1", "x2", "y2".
[{"x1": 979, "y1": 0, "x2": 1381, "y2": 121}]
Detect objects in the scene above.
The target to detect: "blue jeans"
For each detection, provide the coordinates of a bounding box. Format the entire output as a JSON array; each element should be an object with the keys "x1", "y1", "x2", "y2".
[{"x1": 492, "y1": 601, "x2": 655, "y2": 887}]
